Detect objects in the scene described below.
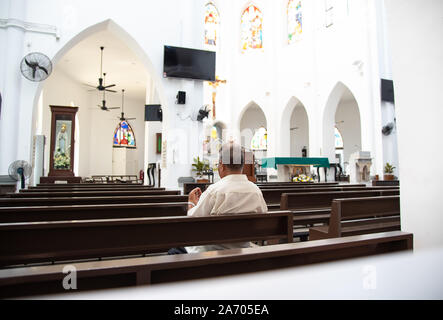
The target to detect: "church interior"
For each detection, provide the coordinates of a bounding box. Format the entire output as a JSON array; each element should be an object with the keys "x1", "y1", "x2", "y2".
[{"x1": 0, "y1": 0, "x2": 442, "y2": 300}]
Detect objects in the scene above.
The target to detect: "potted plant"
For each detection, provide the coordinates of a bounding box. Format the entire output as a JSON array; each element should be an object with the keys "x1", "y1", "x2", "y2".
[
  {"x1": 384, "y1": 162, "x2": 396, "y2": 181},
  {"x1": 192, "y1": 156, "x2": 211, "y2": 183}
]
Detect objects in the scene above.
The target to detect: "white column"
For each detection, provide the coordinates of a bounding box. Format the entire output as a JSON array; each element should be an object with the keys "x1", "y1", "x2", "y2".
[{"x1": 0, "y1": 0, "x2": 27, "y2": 172}]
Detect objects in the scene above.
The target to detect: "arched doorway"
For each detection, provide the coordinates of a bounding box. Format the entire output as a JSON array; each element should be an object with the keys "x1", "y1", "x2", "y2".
[
  {"x1": 280, "y1": 97, "x2": 309, "y2": 158},
  {"x1": 239, "y1": 102, "x2": 268, "y2": 161},
  {"x1": 30, "y1": 19, "x2": 165, "y2": 184},
  {"x1": 323, "y1": 82, "x2": 361, "y2": 177}
]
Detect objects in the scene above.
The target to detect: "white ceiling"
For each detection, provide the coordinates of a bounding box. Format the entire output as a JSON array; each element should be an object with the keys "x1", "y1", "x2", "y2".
[{"x1": 56, "y1": 31, "x2": 148, "y2": 101}]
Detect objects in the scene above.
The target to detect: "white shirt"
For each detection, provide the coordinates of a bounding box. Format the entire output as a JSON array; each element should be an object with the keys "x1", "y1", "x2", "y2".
[{"x1": 186, "y1": 174, "x2": 268, "y2": 254}]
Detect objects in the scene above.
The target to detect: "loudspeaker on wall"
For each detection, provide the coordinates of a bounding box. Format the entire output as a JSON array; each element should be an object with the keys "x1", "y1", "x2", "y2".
[{"x1": 177, "y1": 91, "x2": 186, "y2": 104}]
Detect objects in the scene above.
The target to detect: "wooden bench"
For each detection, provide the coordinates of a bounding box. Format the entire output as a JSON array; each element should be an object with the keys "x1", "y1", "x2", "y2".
[
  {"x1": 0, "y1": 202, "x2": 190, "y2": 223},
  {"x1": 263, "y1": 187, "x2": 399, "y2": 207},
  {"x1": 281, "y1": 190, "x2": 400, "y2": 241},
  {"x1": 25, "y1": 186, "x2": 164, "y2": 192},
  {"x1": 0, "y1": 231, "x2": 413, "y2": 298},
  {"x1": 281, "y1": 190, "x2": 400, "y2": 211},
  {"x1": 0, "y1": 195, "x2": 188, "y2": 207},
  {"x1": 309, "y1": 196, "x2": 401, "y2": 240},
  {"x1": 37, "y1": 183, "x2": 144, "y2": 187},
  {"x1": 257, "y1": 182, "x2": 339, "y2": 187},
  {"x1": 372, "y1": 180, "x2": 399, "y2": 186},
  {"x1": 183, "y1": 183, "x2": 212, "y2": 195},
  {"x1": 4, "y1": 190, "x2": 181, "y2": 198},
  {"x1": 0, "y1": 211, "x2": 293, "y2": 267},
  {"x1": 259, "y1": 183, "x2": 366, "y2": 190}
]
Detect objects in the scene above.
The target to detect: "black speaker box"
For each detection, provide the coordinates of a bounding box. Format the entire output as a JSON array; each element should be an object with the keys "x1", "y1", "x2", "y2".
[
  {"x1": 177, "y1": 91, "x2": 186, "y2": 104},
  {"x1": 145, "y1": 105, "x2": 163, "y2": 122},
  {"x1": 381, "y1": 79, "x2": 395, "y2": 103}
]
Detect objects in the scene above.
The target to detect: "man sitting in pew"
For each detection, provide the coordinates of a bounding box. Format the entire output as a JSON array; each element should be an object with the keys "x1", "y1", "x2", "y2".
[{"x1": 169, "y1": 142, "x2": 268, "y2": 254}]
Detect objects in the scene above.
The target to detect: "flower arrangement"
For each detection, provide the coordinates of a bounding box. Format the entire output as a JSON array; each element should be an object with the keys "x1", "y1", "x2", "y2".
[
  {"x1": 293, "y1": 174, "x2": 314, "y2": 183},
  {"x1": 54, "y1": 151, "x2": 70, "y2": 169}
]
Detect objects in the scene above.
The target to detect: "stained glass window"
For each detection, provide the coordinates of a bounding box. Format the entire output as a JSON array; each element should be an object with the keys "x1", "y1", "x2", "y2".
[
  {"x1": 205, "y1": 3, "x2": 220, "y2": 49},
  {"x1": 288, "y1": 0, "x2": 302, "y2": 44},
  {"x1": 241, "y1": 4, "x2": 263, "y2": 52},
  {"x1": 335, "y1": 127, "x2": 343, "y2": 149},
  {"x1": 251, "y1": 127, "x2": 267, "y2": 150},
  {"x1": 113, "y1": 120, "x2": 136, "y2": 148}
]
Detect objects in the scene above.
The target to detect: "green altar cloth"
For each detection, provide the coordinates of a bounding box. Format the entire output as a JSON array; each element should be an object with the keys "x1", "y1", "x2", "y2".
[{"x1": 261, "y1": 157, "x2": 330, "y2": 169}]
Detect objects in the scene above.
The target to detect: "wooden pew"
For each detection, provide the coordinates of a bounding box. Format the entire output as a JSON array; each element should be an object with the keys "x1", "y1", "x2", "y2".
[
  {"x1": 372, "y1": 180, "x2": 400, "y2": 186},
  {"x1": 0, "y1": 195, "x2": 188, "y2": 207},
  {"x1": 36, "y1": 183, "x2": 144, "y2": 187},
  {"x1": 263, "y1": 187, "x2": 399, "y2": 207},
  {"x1": 280, "y1": 190, "x2": 400, "y2": 211},
  {"x1": 0, "y1": 211, "x2": 293, "y2": 267},
  {"x1": 4, "y1": 190, "x2": 181, "y2": 198},
  {"x1": 183, "y1": 183, "x2": 212, "y2": 195},
  {"x1": 0, "y1": 231, "x2": 413, "y2": 298},
  {"x1": 309, "y1": 196, "x2": 401, "y2": 240},
  {"x1": 0, "y1": 202, "x2": 189, "y2": 223},
  {"x1": 281, "y1": 189, "x2": 400, "y2": 241},
  {"x1": 259, "y1": 183, "x2": 366, "y2": 190},
  {"x1": 25, "y1": 186, "x2": 165, "y2": 192},
  {"x1": 257, "y1": 182, "x2": 339, "y2": 187}
]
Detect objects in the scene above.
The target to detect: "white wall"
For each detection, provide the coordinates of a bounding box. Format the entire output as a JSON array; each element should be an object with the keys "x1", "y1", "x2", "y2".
[
  {"x1": 385, "y1": 0, "x2": 443, "y2": 250},
  {"x1": 290, "y1": 105, "x2": 309, "y2": 157},
  {"x1": 89, "y1": 92, "x2": 145, "y2": 176},
  {"x1": 335, "y1": 99, "x2": 362, "y2": 165},
  {"x1": 239, "y1": 105, "x2": 267, "y2": 151},
  {"x1": 40, "y1": 68, "x2": 146, "y2": 178},
  {"x1": 204, "y1": 0, "x2": 387, "y2": 178},
  {"x1": 40, "y1": 69, "x2": 92, "y2": 177},
  {"x1": 0, "y1": 0, "x2": 206, "y2": 189}
]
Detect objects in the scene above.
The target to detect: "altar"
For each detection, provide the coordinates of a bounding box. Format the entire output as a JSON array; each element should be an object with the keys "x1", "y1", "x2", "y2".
[{"x1": 261, "y1": 157, "x2": 330, "y2": 182}]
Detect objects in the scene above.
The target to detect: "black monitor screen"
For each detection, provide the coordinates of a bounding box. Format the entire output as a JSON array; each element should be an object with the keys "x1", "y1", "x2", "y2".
[{"x1": 163, "y1": 46, "x2": 216, "y2": 81}]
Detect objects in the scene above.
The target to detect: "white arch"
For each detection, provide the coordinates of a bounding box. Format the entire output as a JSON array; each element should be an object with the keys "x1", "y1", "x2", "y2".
[
  {"x1": 322, "y1": 81, "x2": 362, "y2": 164},
  {"x1": 279, "y1": 96, "x2": 309, "y2": 157},
  {"x1": 29, "y1": 19, "x2": 167, "y2": 160},
  {"x1": 237, "y1": 101, "x2": 267, "y2": 151}
]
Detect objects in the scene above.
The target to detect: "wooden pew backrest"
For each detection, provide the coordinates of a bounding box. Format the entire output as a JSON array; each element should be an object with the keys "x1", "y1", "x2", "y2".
[
  {"x1": 0, "y1": 231, "x2": 413, "y2": 298},
  {"x1": 0, "y1": 211, "x2": 293, "y2": 267},
  {"x1": 280, "y1": 190, "x2": 400, "y2": 210},
  {"x1": 329, "y1": 196, "x2": 400, "y2": 238},
  {"x1": 0, "y1": 202, "x2": 189, "y2": 223}
]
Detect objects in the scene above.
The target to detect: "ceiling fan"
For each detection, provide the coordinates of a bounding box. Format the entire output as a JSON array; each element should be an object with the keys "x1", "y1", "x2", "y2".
[
  {"x1": 85, "y1": 46, "x2": 117, "y2": 93},
  {"x1": 117, "y1": 89, "x2": 136, "y2": 121},
  {"x1": 97, "y1": 78, "x2": 119, "y2": 112}
]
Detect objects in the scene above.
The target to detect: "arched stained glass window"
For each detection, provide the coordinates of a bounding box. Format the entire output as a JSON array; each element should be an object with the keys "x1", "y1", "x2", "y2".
[
  {"x1": 251, "y1": 127, "x2": 267, "y2": 150},
  {"x1": 241, "y1": 4, "x2": 263, "y2": 52},
  {"x1": 335, "y1": 127, "x2": 344, "y2": 149},
  {"x1": 205, "y1": 3, "x2": 220, "y2": 49},
  {"x1": 288, "y1": 0, "x2": 302, "y2": 44},
  {"x1": 113, "y1": 121, "x2": 136, "y2": 148}
]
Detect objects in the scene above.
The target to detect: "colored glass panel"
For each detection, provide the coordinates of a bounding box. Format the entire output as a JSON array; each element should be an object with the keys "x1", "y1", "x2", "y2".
[
  {"x1": 335, "y1": 127, "x2": 344, "y2": 149},
  {"x1": 241, "y1": 5, "x2": 263, "y2": 52},
  {"x1": 288, "y1": 0, "x2": 302, "y2": 44},
  {"x1": 251, "y1": 127, "x2": 267, "y2": 150},
  {"x1": 205, "y1": 3, "x2": 220, "y2": 48},
  {"x1": 113, "y1": 120, "x2": 136, "y2": 148}
]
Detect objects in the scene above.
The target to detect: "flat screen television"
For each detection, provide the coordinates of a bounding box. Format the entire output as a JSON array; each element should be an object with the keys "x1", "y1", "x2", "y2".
[{"x1": 163, "y1": 45, "x2": 216, "y2": 81}]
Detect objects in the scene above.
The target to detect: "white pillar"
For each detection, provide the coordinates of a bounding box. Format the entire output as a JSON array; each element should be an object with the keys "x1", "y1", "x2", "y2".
[{"x1": 0, "y1": 0, "x2": 27, "y2": 173}]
